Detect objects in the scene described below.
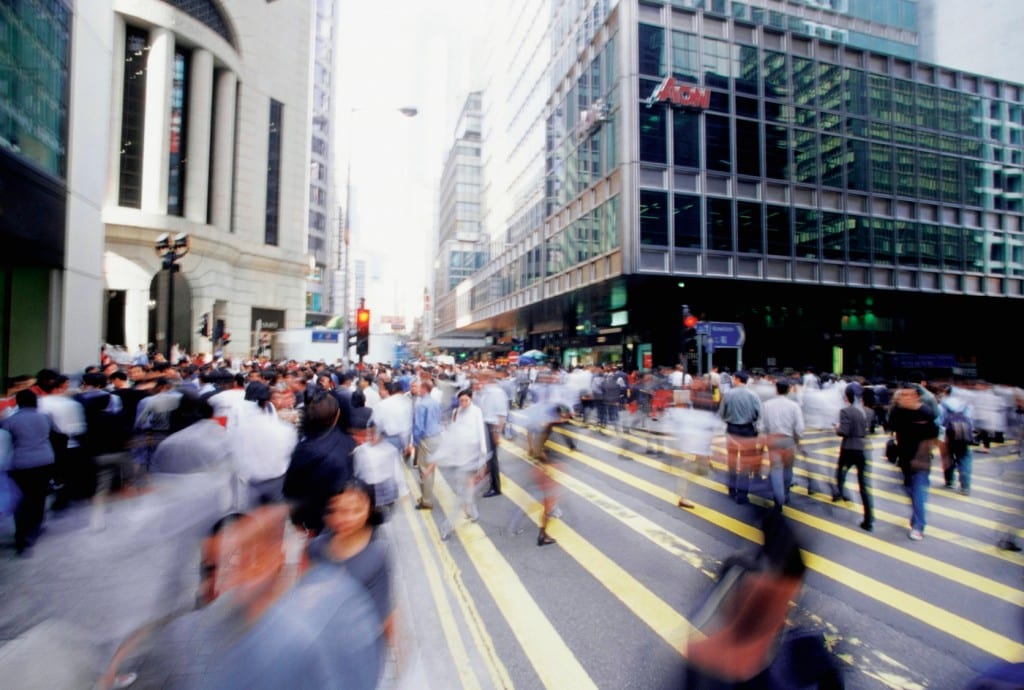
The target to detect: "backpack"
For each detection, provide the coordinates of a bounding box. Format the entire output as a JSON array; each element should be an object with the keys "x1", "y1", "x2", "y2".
[{"x1": 944, "y1": 408, "x2": 974, "y2": 453}]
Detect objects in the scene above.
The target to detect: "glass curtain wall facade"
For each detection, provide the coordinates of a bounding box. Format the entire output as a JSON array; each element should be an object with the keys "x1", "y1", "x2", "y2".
[
  {"x1": 459, "y1": 1, "x2": 1023, "y2": 379},
  {"x1": 0, "y1": 0, "x2": 71, "y2": 386}
]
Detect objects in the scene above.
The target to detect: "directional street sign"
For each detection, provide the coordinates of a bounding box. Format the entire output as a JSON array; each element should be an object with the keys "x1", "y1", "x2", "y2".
[{"x1": 696, "y1": 321, "x2": 745, "y2": 348}]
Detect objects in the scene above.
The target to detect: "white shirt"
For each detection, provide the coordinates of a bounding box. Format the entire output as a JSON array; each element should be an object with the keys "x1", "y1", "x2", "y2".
[
  {"x1": 227, "y1": 401, "x2": 297, "y2": 482},
  {"x1": 370, "y1": 394, "x2": 413, "y2": 437}
]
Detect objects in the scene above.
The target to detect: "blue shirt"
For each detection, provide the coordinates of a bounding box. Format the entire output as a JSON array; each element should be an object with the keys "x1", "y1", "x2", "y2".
[
  {"x1": 413, "y1": 394, "x2": 443, "y2": 445},
  {"x1": 0, "y1": 408, "x2": 54, "y2": 469}
]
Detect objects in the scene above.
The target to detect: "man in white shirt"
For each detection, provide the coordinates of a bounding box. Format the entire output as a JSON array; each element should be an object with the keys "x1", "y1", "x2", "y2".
[{"x1": 475, "y1": 371, "x2": 509, "y2": 497}]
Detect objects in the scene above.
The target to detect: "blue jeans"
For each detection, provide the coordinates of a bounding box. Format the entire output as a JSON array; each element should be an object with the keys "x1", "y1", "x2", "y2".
[
  {"x1": 765, "y1": 435, "x2": 796, "y2": 510},
  {"x1": 905, "y1": 469, "x2": 930, "y2": 532},
  {"x1": 944, "y1": 448, "x2": 973, "y2": 490}
]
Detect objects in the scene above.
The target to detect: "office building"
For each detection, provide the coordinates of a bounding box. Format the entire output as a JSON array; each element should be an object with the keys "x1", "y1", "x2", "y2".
[
  {"x1": 307, "y1": 0, "x2": 340, "y2": 327},
  {"x1": 432, "y1": 91, "x2": 488, "y2": 351},
  {"x1": 446, "y1": 0, "x2": 1024, "y2": 381}
]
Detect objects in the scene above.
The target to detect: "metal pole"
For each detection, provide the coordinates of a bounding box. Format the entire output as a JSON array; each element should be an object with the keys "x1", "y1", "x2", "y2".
[
  {"x1": 341, "y1": 109, "x2": 354, "y2": 367},
  {"x1": 165, "y1": 260, "x2": 174, "y2": 361}
]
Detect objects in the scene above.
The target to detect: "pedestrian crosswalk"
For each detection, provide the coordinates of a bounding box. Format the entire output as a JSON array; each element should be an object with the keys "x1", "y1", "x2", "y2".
[{"x1": 390, "y1": 423, "x2": 1024, "y2": 689}]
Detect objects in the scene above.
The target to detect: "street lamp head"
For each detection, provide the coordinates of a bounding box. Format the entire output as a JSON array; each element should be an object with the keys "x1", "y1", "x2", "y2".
[
  {"x1": 154, "y1": 233, "x2": 171, "y2": 253},
  {"x1": 173, "y1": 232, "x2": 190, "y2": 252}
]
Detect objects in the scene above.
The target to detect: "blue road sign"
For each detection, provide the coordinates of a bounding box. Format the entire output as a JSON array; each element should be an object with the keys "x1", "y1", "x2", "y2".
[
  {"x1": 704, "y1": 321, "x2": 745, "y2": 348},
  {"x1": 312, "y1": 330, "x2": 340, "y2": 343}
]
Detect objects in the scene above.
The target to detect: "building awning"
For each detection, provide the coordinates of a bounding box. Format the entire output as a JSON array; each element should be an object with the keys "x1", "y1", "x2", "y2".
[{"x1": 429, "y1": 336, "x2": 487, "y2": 349}]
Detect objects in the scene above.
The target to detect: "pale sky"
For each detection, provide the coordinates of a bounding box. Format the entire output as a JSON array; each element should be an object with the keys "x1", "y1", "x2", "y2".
[{"x1": 335, "y1": 0, "x2": 487, "y2": 326}]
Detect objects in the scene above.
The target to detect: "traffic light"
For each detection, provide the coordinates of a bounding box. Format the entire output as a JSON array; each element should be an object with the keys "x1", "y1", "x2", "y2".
[
  {"x1": 198, "y1": 313, "x2": 210, "y2": 338},
  {"x1": 356, "y1": 308, "x2": 370, "y2": 357},
  {"x1": 682, "y1": 305, "x2": 699, "y2": 352}
]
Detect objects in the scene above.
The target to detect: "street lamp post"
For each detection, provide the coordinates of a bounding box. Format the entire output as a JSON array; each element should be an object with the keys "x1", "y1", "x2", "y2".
[
  {"x1": 339, "y1": 105, "x2": 417, "y2": 365},
  {"x1": 155, "y1": 232, "x2": 190, "y2": 361}
]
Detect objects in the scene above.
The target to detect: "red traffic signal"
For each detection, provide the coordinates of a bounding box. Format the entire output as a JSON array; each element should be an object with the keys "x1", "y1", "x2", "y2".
[
  {"x1": 683, "y1": 314, "x2": 699, "y2": 329},
  {"x1": 356, "y1": 308, "x2": 370, "y2": 338}
]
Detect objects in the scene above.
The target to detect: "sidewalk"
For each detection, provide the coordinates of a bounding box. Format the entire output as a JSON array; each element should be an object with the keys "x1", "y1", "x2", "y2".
[{"x1": 0, "y1": 475, "x2": 438, "y2": 689}]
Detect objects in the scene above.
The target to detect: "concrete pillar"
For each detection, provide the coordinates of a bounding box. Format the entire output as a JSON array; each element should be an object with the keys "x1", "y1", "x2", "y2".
[
  {"x1": 141, "y1": 27, "x2": 173, "y2": 214},
  {"x1": 210, "y1": 70, "x2": 237, "y2": 232},
  {"x1": 185, "y1": 49, "x2": 214, "y2": 224}
]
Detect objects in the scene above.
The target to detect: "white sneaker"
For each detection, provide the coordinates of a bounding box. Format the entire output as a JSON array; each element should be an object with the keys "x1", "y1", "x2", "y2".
[{"x1": 908, "y1": 529, "x2": 924, "y2": 541}]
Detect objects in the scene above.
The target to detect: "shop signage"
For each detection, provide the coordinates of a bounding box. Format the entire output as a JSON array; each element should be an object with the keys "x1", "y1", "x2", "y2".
[{"x1": 647, "y1": 77, "x2": 710, "y2": 110}]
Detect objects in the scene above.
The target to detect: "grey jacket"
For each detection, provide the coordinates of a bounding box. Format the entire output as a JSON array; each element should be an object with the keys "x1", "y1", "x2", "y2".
[{"x1": 837, "y1": 404, "x2": 872, "y2": 452}]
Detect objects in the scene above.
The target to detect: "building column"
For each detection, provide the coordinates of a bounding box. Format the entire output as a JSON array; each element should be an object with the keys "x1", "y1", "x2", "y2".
[
  {"x1": 210, "y1": 70, "x2": 237, "y2": 232},
  {"x1": 185, "y1": 48, "x2": 214, "y2": 224},
  {"x1": 141, "y1": 27, "x2": 173, "y2": 214}
]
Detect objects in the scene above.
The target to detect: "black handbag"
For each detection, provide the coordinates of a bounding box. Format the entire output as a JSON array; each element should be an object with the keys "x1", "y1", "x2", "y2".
[{"x1": 885, "y1": 438, "x2": 899, "y2": 464}]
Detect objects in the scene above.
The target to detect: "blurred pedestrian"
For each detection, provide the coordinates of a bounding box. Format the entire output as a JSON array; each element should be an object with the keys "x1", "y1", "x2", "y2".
[
  {"x1": 525, "y1": 402, "x2": 573, "y2": 545},
  {"x1": 718, "y1": 371, "x2": 763, "y2": 505},
  {"x1": 833, "y1": 386, "x2": 875, "y2": 531},
  {"x1": 412, "y1": 380, "x2": 443, "y2": 510},
  {"x1": 759, "y1": 380, "x2": 804, "y2": 512},
  {"x1": 888, "y1": 385, "x2": 939, "y2": 541},
  {"x1": 1, "y1": 389, "x2": 55, "y2": 555},
  {"x1": 307, "y1": 478, "x2": 395, "y2": 652},
  {"x1": 283, "y1": 392, "x2": 356, "y2": 535}
]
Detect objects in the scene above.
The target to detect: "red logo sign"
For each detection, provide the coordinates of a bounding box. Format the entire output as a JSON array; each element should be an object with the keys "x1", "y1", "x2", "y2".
[{"x1": 648, "y1": 77, "x2": 710, "y2": 110}]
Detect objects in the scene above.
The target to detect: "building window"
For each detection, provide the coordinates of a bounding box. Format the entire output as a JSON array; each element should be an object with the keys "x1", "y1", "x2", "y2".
[
  {"x1": 708, "y1": 198, "x2": 733, "y2": 251},
  {"x1": 168, "y1": 47, "x2": 190, "y2": 217},
  {"x1": 673, "y1": 110, "x2": 700, "y2": 168},
  {"x1": 265, "y1": 99, "x2": 283, "y2": 245},
  {"x1": 705, "y1": 115, "x2": 731, "y2": 173},
  {"x1": 737, "y1": 201, "x2": 763, "y2": 254},
  {"x1": 640, "y1": 190, "x2": 669, "y2": 246},
  {"x1": 119, "y1": 27, "x2": 150, "y2": 208},
  {"x1": 765, "y1": 205, "x2": 791, "y2": 256},
  {"x1": 794, "y1": 208, "x2": 819, "y2": 258},
  {"x1": 639, "y1": 104, "x2": 668, "y2": 164},
  {"x1": 736, "y1": 119, "x2": 761, "y2": 176},
  {"x1": 638, "y1": 24, "x2": 665, "y2": 78},
  {"x1": 674, "y1": 194, "x2": 702, "y2": 248}
]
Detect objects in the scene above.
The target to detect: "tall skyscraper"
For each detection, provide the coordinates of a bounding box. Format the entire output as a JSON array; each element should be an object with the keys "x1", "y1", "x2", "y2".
[
  {"x1": 438, "y1": 0, "x2": 1024, "y2": 381},
  {"x1": 306, "y1": 0, "x2": 340, "y2": 327}
]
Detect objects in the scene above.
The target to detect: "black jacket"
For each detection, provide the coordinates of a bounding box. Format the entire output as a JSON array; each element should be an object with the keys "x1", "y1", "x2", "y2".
[{"x1": 283, "y1": 427, "x2": 356, "y2": 534}]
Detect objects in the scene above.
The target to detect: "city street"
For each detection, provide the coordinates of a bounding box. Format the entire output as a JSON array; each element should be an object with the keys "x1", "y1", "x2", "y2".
[
  {"x1": 394, "y1": 419, "x2": 1024, "y2": 689},
  {"x1": 1, "y1": 419, "x2": 1021, "y2": 688}
]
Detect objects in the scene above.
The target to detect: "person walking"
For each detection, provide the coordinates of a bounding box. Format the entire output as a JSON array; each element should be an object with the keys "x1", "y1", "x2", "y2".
[
  {"x1": 718, "y1": 371, "x2": 763, "y2": 504},
  {"x1": 525, "y1": 402, "x2": 574, "y2": 545},
  {"x1": 1, "y1": 389, "x2": 55, "y2": 555},
  {"x1": 888, "y1": 384, "x2": 939, "y2": 541},
  {"x1": 411, "y1": 380, "x2": 443, "y2": 510},
  {"x1": 476, "y1": 371, "x2": 509, "y2": 497},
  {"x1": 938, "y1": 385, "x2": 976, "y2": 496},
  {"x1": 832, "y1": 386, "x2": 875, "y2": 531},
  {"x1": 759, "y1": 379, "x2": 804, "y2": 512}
]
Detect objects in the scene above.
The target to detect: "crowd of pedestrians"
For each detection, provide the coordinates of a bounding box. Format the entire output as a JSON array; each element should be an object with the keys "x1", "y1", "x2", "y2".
[{"x1": 2, "y1": 348, "x2": 1023, "y2": 687}]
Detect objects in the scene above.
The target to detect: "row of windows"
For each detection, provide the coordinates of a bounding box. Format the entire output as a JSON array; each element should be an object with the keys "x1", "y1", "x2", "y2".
[
  {"x1": 546, "y1": 35, "x2": 620, "y2": 215},
  {"x1": 476, "y1": 196, "x2": 620, "y2": 306},
  {"x1": 664, "y1": 0, "x2": 917, "y2": 54},
  {"x1": 639, "y1": 26, "x2": 1019, "y2": 145},
  {"x1": 639, "y1": 190, "x2": 1004, "y2": 273},
  {"x1": 0, "y1": 0, "x2": 70, "y2": 177},
  {"x1": 637, "y1": 104, "x2": 1018, "y2": 208}
]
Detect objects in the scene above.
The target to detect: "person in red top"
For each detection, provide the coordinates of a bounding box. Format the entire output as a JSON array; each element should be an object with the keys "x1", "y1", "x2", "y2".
[{"x1": 0, "y1": 374, "x2": 34, "y2": 420}]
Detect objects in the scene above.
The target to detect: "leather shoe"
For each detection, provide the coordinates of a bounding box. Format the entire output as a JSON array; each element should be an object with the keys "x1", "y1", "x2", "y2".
[
  {"x1": 860, "y1": 521, "x2": 874, "y2": 532},
  {"x1": 677, "y1": 498, "x2": 696, "y2": 509},
  {"x1": 483, "y1": 489, "x2": 500, "y2": 498},
  {"x1": 415, "y1": 500, "x2": 433, "y2": 510}
]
